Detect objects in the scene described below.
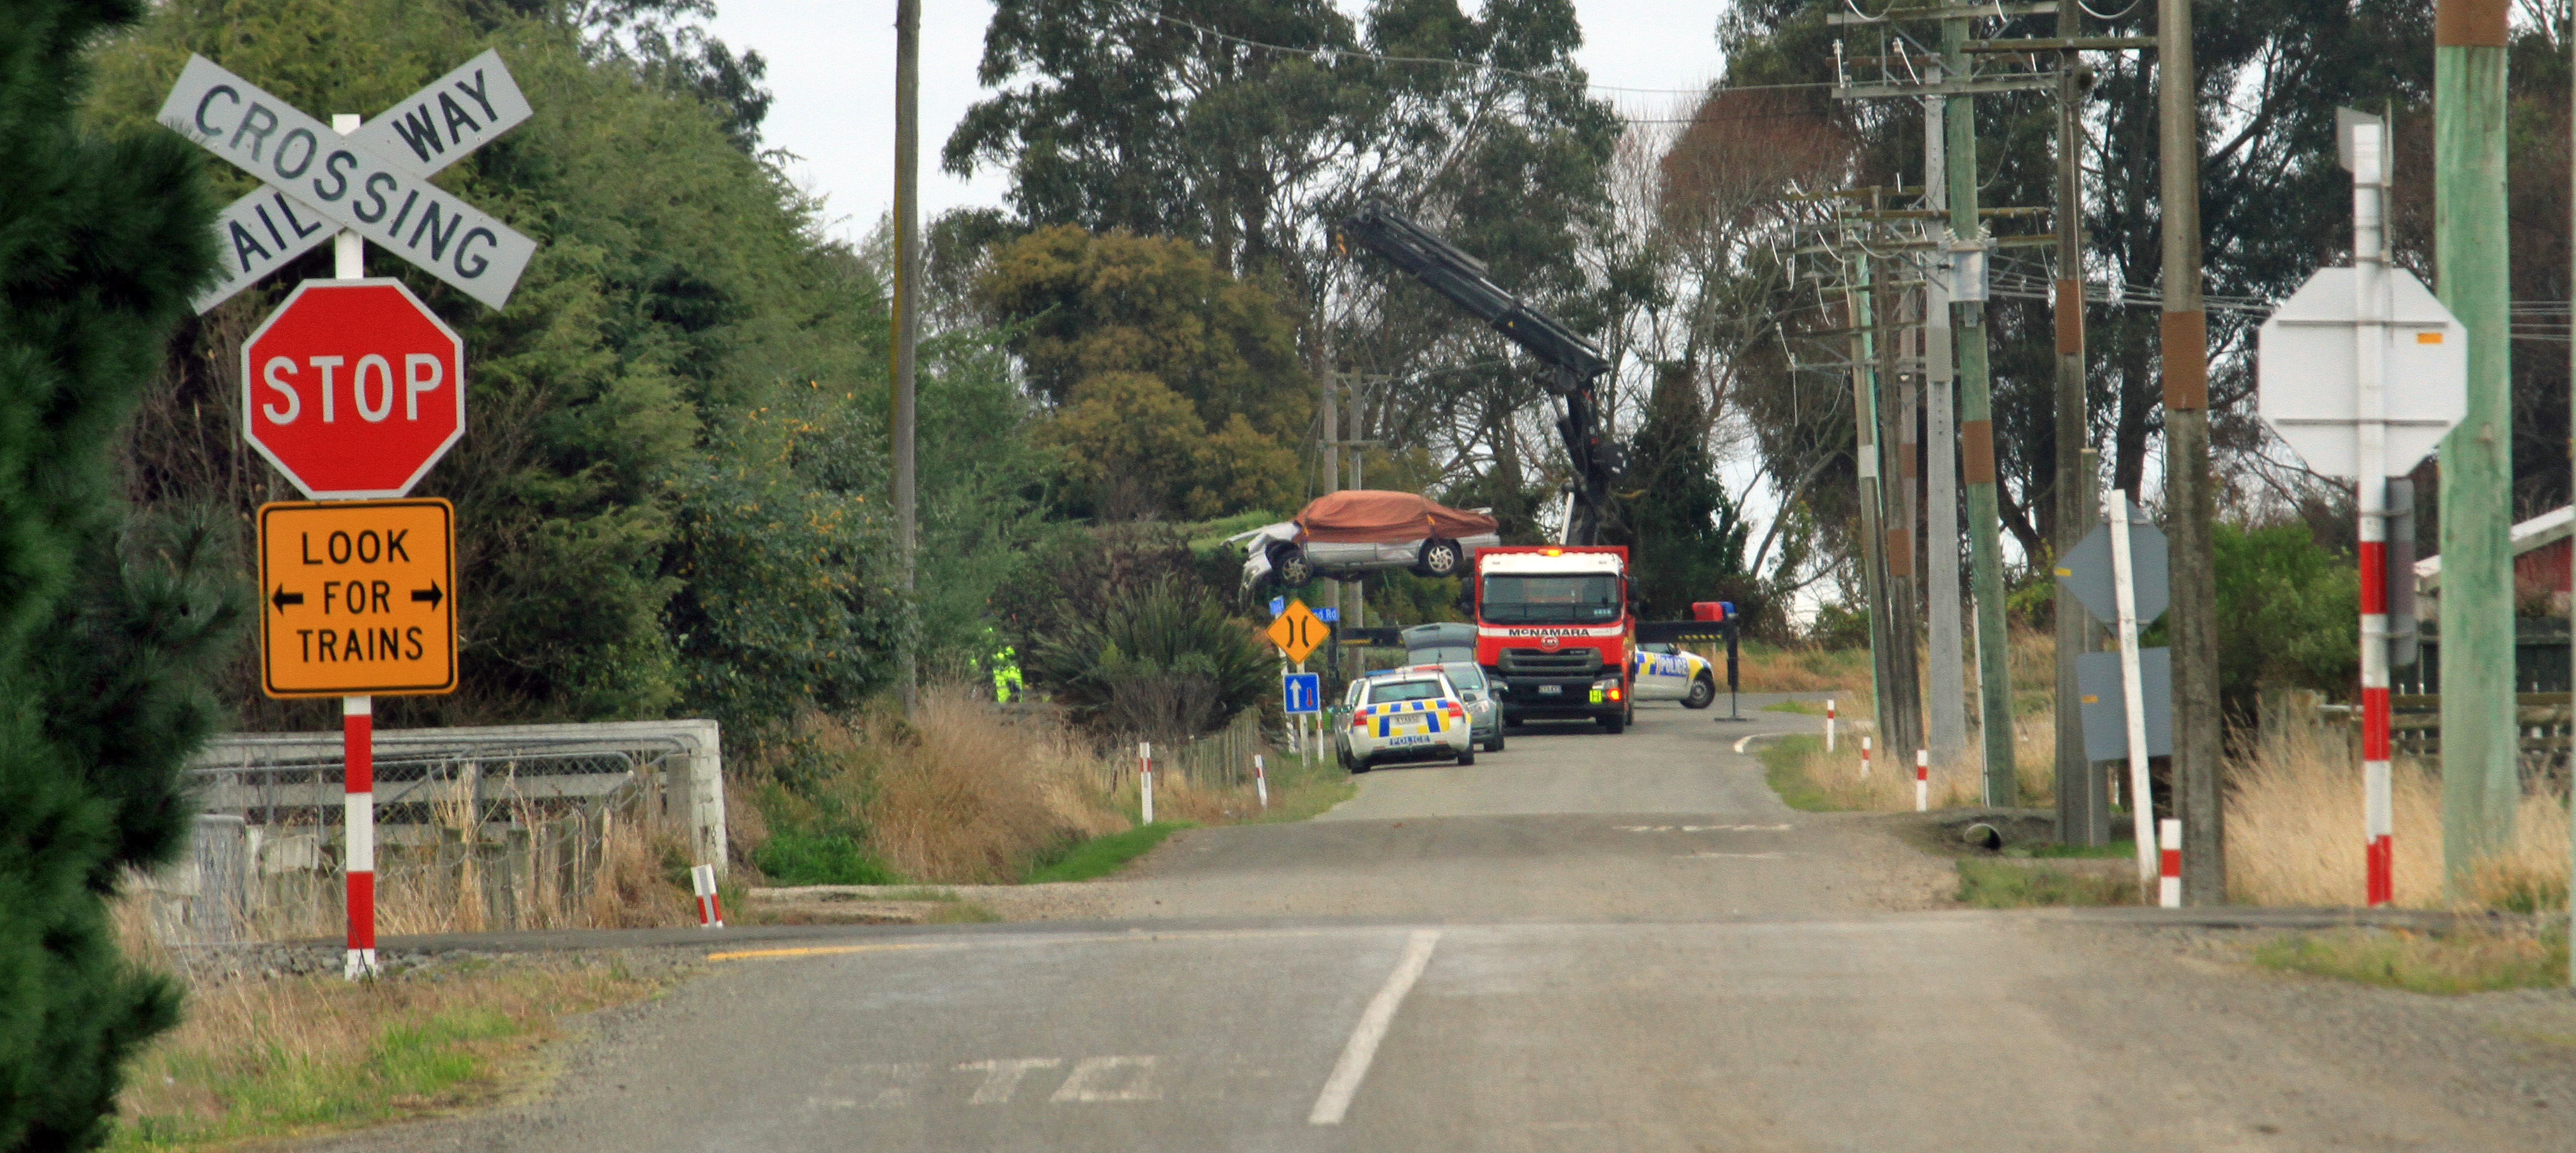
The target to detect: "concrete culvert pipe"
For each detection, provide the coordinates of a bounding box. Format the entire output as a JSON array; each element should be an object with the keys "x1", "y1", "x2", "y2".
[{"x1": 1961, "y1": 823, "x2": 2004, "y2": 851}]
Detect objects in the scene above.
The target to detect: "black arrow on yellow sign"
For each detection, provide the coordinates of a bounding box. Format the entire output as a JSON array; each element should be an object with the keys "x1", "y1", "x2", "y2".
[
  {"x1": 411, "y1": 583, "x2": 444, "y2": 608},
  {"x1": 272, "y1": 587, "x2": 304, "y2": 613}
]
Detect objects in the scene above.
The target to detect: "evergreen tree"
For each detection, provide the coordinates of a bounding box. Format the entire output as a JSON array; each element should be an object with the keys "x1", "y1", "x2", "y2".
[
  {"x1": 0, "y1": 0, "x2": 234, "y2": 1147},
  {"x1": 1618, "y1": 363, "x2": 1751, "y2": 622}
]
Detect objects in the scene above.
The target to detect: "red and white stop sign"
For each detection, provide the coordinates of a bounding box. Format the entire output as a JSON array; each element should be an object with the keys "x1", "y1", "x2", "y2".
[{"x1": 241, "y1": 280, "x2": 463, "y2": 499}]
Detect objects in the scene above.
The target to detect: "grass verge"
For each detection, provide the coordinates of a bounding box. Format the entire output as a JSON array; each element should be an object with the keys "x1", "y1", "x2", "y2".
[
  {"x1": 1759, "y1": 734, "x2": 1839, "y2": 812},
  {"x1": 109, "y1": 959, "x2": 665, "y2": 1151},
  {"x1": 1761, "y1": 699, "x2": 1825, "y2": 716},
  {"x1": 1954, "y1": 858, "x2": 2139, "y2": 908},
  {"x1": 2253, "y1": 926, "x2": 2572, "y2": 995},
  {"x1": 1024, "y1": 822, "x2": 1194, "y2": 884}
]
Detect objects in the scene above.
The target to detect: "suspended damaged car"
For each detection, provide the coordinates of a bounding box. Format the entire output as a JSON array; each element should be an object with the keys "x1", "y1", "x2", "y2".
[{"x1": 1232, "y1": 490, "x2": 1502, "y2": 590}]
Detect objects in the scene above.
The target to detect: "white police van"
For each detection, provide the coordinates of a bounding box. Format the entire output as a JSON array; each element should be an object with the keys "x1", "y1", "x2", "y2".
[{"x1": 1629, "y1": 642, "x2": 1718, "y2": 709}]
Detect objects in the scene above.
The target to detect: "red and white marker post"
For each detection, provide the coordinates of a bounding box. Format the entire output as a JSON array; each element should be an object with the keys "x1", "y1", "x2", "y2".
[
  {"x1": 1139, "y1": 741, "x2": 1155, "y2": 824},
  {"x1": 692, "y1": 864, "x2": 725, "y2": 928},
  {"x1": 2349, "y1": 123, "x2": 2396, "y2": 907},
  {"x1": 1825, "y1": 699, "x2": 1837, "y2": 753},
  {"x1": 1914, "y1": 749, "x2": 1929, "y2": 812},
  {"x1": 2158, "y1": 819, "x2": 2183, "y2": 908},
  {"x1": 1859, "y1": 736, "x2": 1872, "y2": 778},
  {"x1": 1254, "y1": 754, "x2": 1269, "y2": 810}
]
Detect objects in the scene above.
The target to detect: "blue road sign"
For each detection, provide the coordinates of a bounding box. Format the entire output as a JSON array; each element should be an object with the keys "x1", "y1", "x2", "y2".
[
  {"x1": 1283, "y1": 672, "x2": 1322, "y2": 714},
  {"x1": 1269, "y1": 596, "x2": 1286, "y2": 617},
  {"x1": 1314, "y1": 606, "x2": 1340, "y2": 622}
]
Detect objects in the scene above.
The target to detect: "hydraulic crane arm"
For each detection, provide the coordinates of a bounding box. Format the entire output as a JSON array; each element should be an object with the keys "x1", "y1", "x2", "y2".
[{"x1": 1336, "y1": 202, "x2": 1620, "y2": 544}]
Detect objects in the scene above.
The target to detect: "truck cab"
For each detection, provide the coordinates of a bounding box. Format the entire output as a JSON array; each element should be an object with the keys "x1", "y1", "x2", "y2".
[{"x1": 1471, "y1": 546, "x2": 1634, "y2": 734}]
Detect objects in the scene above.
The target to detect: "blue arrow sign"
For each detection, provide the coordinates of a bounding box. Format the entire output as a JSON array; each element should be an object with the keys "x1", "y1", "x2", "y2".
[{"x1": 1283, "y1": 672, "x2": 1322, "y2": 714}]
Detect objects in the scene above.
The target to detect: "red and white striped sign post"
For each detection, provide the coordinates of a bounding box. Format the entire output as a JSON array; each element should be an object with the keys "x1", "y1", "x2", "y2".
[
  {"x1": 2258, "y1": 116, "x2": 2467, "y2": 909},
  {"x1": 343, "y1": 695, "x2": 375, "y2": 972},
  {"x1": 1859, "y1": 736, "x2": 1871, "y2": 778},
  {"x1": 1254, "y1": 754, "x2": 1268, "y2": 810},
  {"x1": 1914, "y1": 749, "x2": 1929, "y2": 812},
  {"x1": 1825, "y1": 699, "x2": 1836, "y2": 752},
  {"x1": 2346, "y1": 126, "x2": 2396, "y2": 907}
]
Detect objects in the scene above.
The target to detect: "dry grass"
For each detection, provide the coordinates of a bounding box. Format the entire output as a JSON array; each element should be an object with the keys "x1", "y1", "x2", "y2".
[
  {"x1": 1728, "y1": 643, "x2": 1875, "y2": 695},
  {"x1": 109, "y1": 958, "x2": 664, "y2": 1150},
  {"x1": 2227, "y1": 717, "x2": 2570, "y2": 910},
  {"x1": 793, "y1": 689, "x2": 1129, "y2": 883},
  {"x1": 755, "y1": 686, "x2": 1335, "y2": 885},
  {"x1": 1766, "y1": 708, "x2": 2058, "y2": 813}
]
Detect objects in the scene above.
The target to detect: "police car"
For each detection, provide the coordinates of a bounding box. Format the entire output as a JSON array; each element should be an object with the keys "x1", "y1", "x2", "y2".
[
  {"x1": 1630, "y1": 642, "x2": 1718, "y2": 709},
  {"x1": 1337, "y1": 670, "x2": 1476, "y2": 772}
]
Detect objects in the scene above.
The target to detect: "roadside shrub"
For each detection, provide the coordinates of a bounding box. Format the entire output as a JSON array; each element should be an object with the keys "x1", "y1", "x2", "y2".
[
  {"x1": 1024, "y1": 578, "x2": 1271, "y2": 742},
  {"x1": 2207, "y1": 523, "x2": 2358, "y2": 723}
]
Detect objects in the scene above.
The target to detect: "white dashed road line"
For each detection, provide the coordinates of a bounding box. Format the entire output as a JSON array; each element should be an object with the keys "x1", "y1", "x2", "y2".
[{"x1": 1308, "y1": 929, "x2": 1441, "y2": 1125}]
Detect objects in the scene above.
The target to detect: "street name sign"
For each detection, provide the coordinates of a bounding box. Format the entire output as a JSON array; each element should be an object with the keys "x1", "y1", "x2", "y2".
[
  {"x1": 243, "y1": 280, "x2": 464, "y2": 498},
  {"x1": 1284, "y1": 672, "x2": 1322, "y2": 714},
  {"x1": 257, "y1": 499, "x2": 457, "y2": 698},
  {"x1": 2256, "y1": 267, "x2": 2467, "y2": 478},
  {"x1": 159, "y1": 52, "x2": 536, "y2": 311},
  {"x1": 2055, "y1": 495, "x2": 2169, "y2": 624},
  {"x1": 1267, "y1": 599, "x2": 1329, "y2": 665}
]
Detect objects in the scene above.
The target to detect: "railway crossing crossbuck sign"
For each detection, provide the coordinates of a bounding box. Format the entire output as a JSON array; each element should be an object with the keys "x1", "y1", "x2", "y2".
[{"x1": 158, "y1": 50, "x2": 537, "y2": 311}]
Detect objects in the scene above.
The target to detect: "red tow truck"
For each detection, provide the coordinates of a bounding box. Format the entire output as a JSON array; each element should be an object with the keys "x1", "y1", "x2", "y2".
[{"x1": 1472, "y1": 545, "x2": 1636, "y2": 734}]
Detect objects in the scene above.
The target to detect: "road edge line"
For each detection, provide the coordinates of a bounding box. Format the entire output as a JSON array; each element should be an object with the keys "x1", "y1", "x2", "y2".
[{"x1": 1307, "y1": 928, "x2": 1440, "y2": 1126}]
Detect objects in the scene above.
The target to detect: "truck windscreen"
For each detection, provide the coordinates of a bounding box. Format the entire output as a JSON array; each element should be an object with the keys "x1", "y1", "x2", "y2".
[{"x1": 1480, "y1": 574, "x2": 1621, "y2": 625}]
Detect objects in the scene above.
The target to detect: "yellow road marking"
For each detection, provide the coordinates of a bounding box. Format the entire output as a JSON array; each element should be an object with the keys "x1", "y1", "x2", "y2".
[
  {"x1": 706, "y1": 926, "x2": 1365, "y2": 963},
  {"x1": 706, "y1": 942, "x2": 950, "y2": 962}
]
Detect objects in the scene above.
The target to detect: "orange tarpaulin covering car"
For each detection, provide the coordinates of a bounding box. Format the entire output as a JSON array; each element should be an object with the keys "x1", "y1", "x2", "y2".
[{"x1": 1292, "y1": 491, "x2": 1498, "y2": 544}]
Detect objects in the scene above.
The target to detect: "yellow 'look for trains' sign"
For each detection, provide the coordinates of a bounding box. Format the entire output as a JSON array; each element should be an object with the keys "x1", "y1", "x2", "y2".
[{"x1": 256, "y1": 499, "x2": 457, "y2": 698}]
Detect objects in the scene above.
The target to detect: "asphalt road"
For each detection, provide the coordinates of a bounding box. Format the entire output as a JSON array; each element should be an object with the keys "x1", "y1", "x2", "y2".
[{"x1": 312, "y1": 698, "x2": 2576, "y2": 1152}]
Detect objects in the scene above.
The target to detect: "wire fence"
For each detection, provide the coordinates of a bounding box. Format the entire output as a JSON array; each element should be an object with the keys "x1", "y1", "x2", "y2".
[{"x1": 144, "y1": 723, "x2": 721, "y2": 945}]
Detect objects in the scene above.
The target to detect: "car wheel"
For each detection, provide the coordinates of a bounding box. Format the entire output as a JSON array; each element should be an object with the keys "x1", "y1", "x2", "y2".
[
  {"x1": 1484, "y1": 734, "x2": 1506, "y2": 753},
  {"x1": 1456, "y1": 748, "x2": 1476, "y2": 766},
  {"x1": 1597, "y1": 711, "x2": 1625, "y2": 735},
  {"x1": 1419, "y1": 538, "x2": 1464, "y2": 578},
  {"x1": 1683, "y1": 675, "x2": 1716, "y2": 710},
  {"x1": 1272, "y1": 545, "x2": 1312, "y2": 587}
]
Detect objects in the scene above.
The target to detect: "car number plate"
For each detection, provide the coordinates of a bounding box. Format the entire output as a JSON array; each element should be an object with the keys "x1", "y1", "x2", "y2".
[
  {"x1": 1387, "y1": 734, "x2": 1430, "y2": 746},
  {"x1": 1537, "y1": 684, "x2": 1562, "y2": 695}
]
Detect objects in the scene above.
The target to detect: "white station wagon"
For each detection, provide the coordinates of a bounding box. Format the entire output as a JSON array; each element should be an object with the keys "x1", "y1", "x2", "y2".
[{"x1": 1338, "y1": 671, "x2": 1475, "y2": 773}]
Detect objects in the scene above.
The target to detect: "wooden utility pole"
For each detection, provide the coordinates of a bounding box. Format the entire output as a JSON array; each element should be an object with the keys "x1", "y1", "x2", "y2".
[
  {"x1": 1921, "y1": 80, "x2": 1970, "y2": 770},
  {"x1": 1883, "y1": 285, "x2": 1926, "y2": 761},
  {"x1": 1942, "y1": 14, "x2": 2018, "y2": 804},
  {"x1": 2157, "y1": 0, "x2": 2223, "y2": 901},
  {"x1": 892, "y1": 0, "x2": 920, "y2": 720},
  {"x1": 1850, "y1": 251, "x2": 1898, "y2": 736},
  {"x1": 2052, "y1": 7, "x2": 2107, "y2": 842},
  {"x1": 2435, "y1": 0, "x2": 2518, "y2": 891}
]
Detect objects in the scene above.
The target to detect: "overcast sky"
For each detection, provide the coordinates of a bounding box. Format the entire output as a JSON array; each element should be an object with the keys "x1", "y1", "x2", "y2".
[{"x1": 705, "y1": 2, "x2": 1734, "y2": 243}]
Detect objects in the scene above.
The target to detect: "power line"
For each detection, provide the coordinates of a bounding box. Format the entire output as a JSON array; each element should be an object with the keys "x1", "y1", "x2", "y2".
[{"x1": 1148, "y1": 10, "x2": 1841, "y2": 107}]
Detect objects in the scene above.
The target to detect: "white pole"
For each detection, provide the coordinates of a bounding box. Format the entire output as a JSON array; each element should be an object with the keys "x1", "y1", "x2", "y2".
[
  {"x1": 1826, "y1": 699, "x2": 1837, "y2": 752},
  {"x1": 1860, "y1": 735, "x2": 1872, "y2": 778},
  {"x1": 2106, "y1": 489, "x2": 2158, "y2": 888},
  {"x1": 1914, "y1": 748, "x2": 1929, "y2": 811},
  {"x1": 1138, "y1": 741, "x2": 1154, "y2": 825},
  {"x1": 333, "y1": 112, "x2": 378, "y2": 983},
  {"x1": 1255, "y1": 754, "x2": 1269, "y2": 810},
  {"x1": 2351, "y1": 122, "x2": 2396, "y2": 907}
]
